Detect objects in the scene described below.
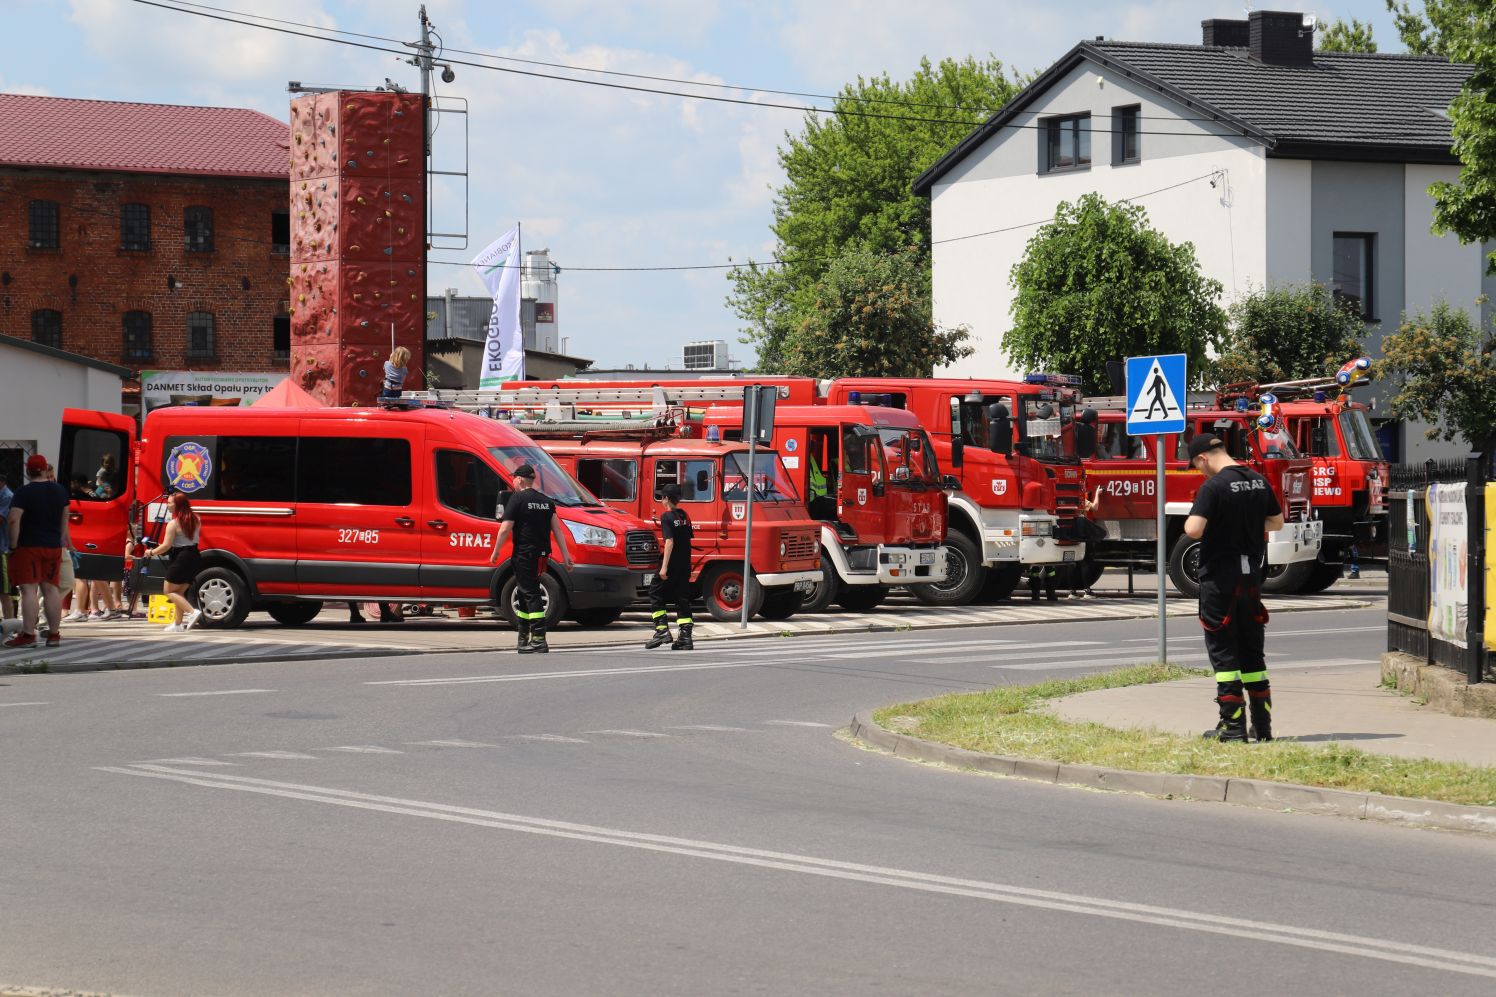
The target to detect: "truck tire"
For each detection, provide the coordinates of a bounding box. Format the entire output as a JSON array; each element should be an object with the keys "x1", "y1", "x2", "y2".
[
  {"x1": 700, "y1": 563, "x2": 763, "y2": 622},
  {"x1": 1298, "y1": 560, "x2": 1342, "y2": 595},
  {"x1": 912, "y1": 532, "x2": 984, "y2": 606},
  {"x1": 1076, "y1": 559, "x2": 1105, "y2": 589},
  {"x1": 978, "y1": 562, "x2": 1024, "y2": 602},
  {"x1": 191, "y1": 567, "x2": 252, "y2": 629},
  {"x1": 1261, "y1": 560, "x2": 1313, "y2": 594},
  {"x1": 1166, "y1": 534, "x2": 1203, "y2": 599},
  {"x1": 498, "y1": 572, "x2": 569, "y2": 631},
  {"x1": 266, "y1": 601, "x2": 324, "y2": 627},
  {"x1": 572, "y1": 607, "x2": 625, "y2": 627},
  {"x1": 759, "y1": 589, "x2": 804, "y2": 620},
  {"x1": 798, "y1": 553, "x2": 841, "y2": 614},
  {"x1": 838, "y1": 585, "x2": 887, "y2": 612}
]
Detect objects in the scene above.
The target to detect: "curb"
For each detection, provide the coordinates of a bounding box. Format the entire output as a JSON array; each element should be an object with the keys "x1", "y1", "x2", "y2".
[{"x1": 848, "y1": 712, "x2": 1496, "y2": 836}]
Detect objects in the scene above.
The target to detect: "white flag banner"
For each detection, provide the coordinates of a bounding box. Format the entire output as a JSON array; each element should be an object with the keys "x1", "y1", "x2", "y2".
[{"x1": 472, "y1": 226, "x2": 523, "y2": 386}]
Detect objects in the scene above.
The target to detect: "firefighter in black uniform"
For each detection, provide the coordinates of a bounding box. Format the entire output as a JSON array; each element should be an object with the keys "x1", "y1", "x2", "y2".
[
  {"x1": 646, "y1": 483, "x2": 695, "y2": 650},
  {"x1": 490, "y1": 464, "x2": 573, "y2": 654},
  {"x1": 1184, "y1": 435, "x2": 1285, "y2": 742}
]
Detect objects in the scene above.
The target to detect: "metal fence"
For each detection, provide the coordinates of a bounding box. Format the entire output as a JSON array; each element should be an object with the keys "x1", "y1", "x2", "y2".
[{"x1": 1386, "y1": 457, "x2": 1491, "y2": 683}]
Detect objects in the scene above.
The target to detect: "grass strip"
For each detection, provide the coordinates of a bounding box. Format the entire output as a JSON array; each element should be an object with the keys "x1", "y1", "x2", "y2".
[{"x1": 873, "y1": 663, "x2": 1496, "y2": 808}]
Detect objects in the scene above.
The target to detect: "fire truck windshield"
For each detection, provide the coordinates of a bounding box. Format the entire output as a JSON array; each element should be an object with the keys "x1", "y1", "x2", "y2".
[
  {"x1": 877, "y1": 427, "x2": 939, "y2": 484},
  {"x1": 1020, "y1": 398, "x2": 1076, "y2": 461},
  {"x1": 489, "y1": 445, "x2": 599, "y2": 506},
  {"x1": 723, "y1": 452, "x2": 799, "y2": 503},
  {"x1": 1339, "y1": 409, "x2": 1384, "y2": 461}
]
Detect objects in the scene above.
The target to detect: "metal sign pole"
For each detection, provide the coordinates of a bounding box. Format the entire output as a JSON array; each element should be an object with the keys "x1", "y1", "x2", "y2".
[
  {"x1": 1156, "y1": 434, "x2": 1167, "y2": 664},
  {"x1": 741, "y1": 388, "x2": 758, "y2": 629}
]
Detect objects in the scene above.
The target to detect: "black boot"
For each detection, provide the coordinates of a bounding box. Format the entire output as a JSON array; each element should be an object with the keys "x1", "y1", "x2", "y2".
[
  {"x1": 1203, "y1": 694, "x2": 1248, "y2": 742},
  {"x1": 528, "y1": 624, "x2": 550, "y2": 654},
  {"x1": 348, "y1": 603, "x2": 366, "y2": 623},
  {"x1": 516, "y1": 621, "x2": 534, "y2": 654},
  {"x1": 1248, "y1": 690, "x2": 1273, "y2": 742},
  {"x1": 645, "y1": 626, "x2": 673, "y2": 649},
  {"x1": 671, "y1": 622, "x2": 694, "y2": 651}
]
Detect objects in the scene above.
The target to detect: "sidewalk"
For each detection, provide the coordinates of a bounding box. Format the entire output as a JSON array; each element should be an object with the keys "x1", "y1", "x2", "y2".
[{"x1": 1051, "y1": 661, "x2": 1496, "y2": 767}]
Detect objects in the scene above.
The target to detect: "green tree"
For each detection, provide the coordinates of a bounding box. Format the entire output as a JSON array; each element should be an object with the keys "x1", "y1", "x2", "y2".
[
  {"x1": 1005, "y1": 193, "x2": 1226, "y2": 394},
  {"x1": 728, "y1": 57, "x2": 1020, "y2": 370},
  {"x1": 1318, "y1": 18, "x2": 1378, "y2": 52},
  {"x1": 1385, "y1": 4, "x2": 1496, "y2": 273},
  {"x1": 1211, "y1": 283, "x2": 1369, "y2": 386},
  {"x1": 778, "y1": 246, "x2": 972, "y2": 378},
  {"x1": 1378, "y1": 301, "x2": 1496, "y2": 449}
]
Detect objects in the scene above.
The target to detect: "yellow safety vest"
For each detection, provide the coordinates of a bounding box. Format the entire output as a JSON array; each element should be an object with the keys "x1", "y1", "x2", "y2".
[{"x1": 808, "y1": 457, "x2": 828, "y2": 499}]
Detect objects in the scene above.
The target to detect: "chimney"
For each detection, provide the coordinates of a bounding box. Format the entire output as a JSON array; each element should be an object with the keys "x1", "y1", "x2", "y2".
[
  {"x1": 1248, "y1": 10, "x2": 1314, "y2": 66},
  {"x1": 1201, "y1": 18, "x2": 1249, "y2": 47}
]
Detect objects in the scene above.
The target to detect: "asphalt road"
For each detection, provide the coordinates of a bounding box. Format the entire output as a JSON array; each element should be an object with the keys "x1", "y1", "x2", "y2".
[{"x1": 3, "y1": 606, "x2": 1494, "y2": 996}]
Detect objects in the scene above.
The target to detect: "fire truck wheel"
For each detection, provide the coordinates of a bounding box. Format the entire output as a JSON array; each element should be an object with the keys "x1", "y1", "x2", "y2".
[
  {"x1": 498, "y1": 572, "x2": 568, "y2": 630},
  {"x1": 799, "y1": 554, "x2": 841, "y2": 613},
  {"x1": 912, "y1": 532, "x2": 984, "y2": 606},
  {"x1": 266, "y1": 601, "x2": 324, "y2": 626},
  {"x1": 1298, "y1": 560, "x2": 1342, "y2": 595},
  {"x1": 760, "y1": 589, "x2": 805, "y2": 620},
  {"x1": 1166, "y1": 535, "x2": 1202, "y2": 599},
  {"x1": 977, "y1": 562, "x2": 1023, "y2": 603},
  {"x1": 838, "y1": 585, "x2": 887, "y2": 613},
  {"x1": 190, "y1": 567, "x2": 252, "y2": 629},
  {"x1": 1076, "y1": 559, "x2": 1105, "y2": 589},
  {"x1": 572, "y1": 607, "x2": 625, "y2": 627},
  {"x1": 1261, "y1": 560, "x2": 1313, "y2": 594},
  {"x1": 701, "y1": 563, "x2": 764, "y2": 622}
]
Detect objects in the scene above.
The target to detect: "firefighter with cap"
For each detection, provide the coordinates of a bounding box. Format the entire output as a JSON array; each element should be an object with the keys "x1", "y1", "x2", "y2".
[
  {"x1": 1184, "y1": 433, "x2": 1285, "y2": 742},
  {"x1": 490, "y1": 463, "x2": 572, "y2": 654},
  {"x1": 645, "y1": 483, "x2": 695, "y2": 650}
]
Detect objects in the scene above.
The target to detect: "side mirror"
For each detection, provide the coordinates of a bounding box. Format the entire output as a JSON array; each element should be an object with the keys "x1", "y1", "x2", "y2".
[
  {"x1": 1075, "y1": 422, "x2": 1098, "y2": 459},
  {"x1": 1310, "y1": 423, "x2": 1329, "y2": 456},
  {"x1": 872, "y1": 480, "x2": 885, "y2": 497},
  {"x1": 950, "y1": 438, "x2": 965, "y2": 468},
  {"x1": 695, "y1": 470, "x2": 710, "y2": 493},
  {"x1": 940, "y1": 474, "x2": 960, "y2": 492},
  {"x1": 496, "y1": 489, "x2": 513, "y2": 515},
  {"x1": 987, "y1": 403, "x2": 1013, "y2": 456}
]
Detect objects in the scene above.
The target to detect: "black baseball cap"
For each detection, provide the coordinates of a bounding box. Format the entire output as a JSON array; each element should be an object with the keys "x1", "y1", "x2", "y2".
[
  {"x1": 512, "y1": 463, "x2": 537, "y2": 480},
  {"x1": 1187, "y1": 435, "x2": 1225, "y2": 462},
  {"x1": 662, "y1": 483, "x2": 682, "y2": 502}
]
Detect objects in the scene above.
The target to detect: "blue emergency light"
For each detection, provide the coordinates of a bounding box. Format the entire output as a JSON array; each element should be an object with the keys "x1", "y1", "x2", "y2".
[
  {"x1": 1234, "y1": 398, "x2": 1249, "y2": 412},
  {"x1": 847, "y1": 391, "x2": 862, "y2": 405},
  {"x1": 706, "y1": 425, "x2": 721, "y2": 442},
  {"x1": 1024, "y1": 372, "x2": 1083, "y2": 387},
  {"x1": 1313, "y1": 390, "x2": 1327, "y2": 403}
]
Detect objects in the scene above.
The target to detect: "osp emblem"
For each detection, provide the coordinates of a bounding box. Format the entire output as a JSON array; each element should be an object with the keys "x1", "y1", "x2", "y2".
[
  {"x1": 731, "y1": 503, "x2": 746, "y2": 521},
  {"x1": 857, "y1": 488, "x2": 868, "y2": 506},
  {"x1": 166, "y1": 441, "x2": 213, "y2": 494},
  {"x1": 991, "y1": 478, "x2": 1008, "y2": 496}
]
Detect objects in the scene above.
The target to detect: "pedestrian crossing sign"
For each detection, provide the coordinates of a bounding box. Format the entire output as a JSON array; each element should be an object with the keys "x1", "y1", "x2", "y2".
[{"x1": 1125, "y1": 353, "x2": 1187, "y2": 435}]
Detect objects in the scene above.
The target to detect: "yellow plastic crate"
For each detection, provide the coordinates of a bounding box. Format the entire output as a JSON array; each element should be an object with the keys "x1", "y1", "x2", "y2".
[{"x1": 147, "y1": 594, "x2": 175, "y2": 624}]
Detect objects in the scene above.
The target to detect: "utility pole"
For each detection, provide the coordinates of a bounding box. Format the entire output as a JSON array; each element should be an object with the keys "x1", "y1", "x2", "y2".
[{"x1": 407, "y1": 6, "x2": 436, "y2": 362}]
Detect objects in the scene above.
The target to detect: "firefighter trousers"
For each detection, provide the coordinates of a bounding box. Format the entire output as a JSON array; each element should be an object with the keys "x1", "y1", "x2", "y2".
[
  {"x1": 514, "y1": 553, "x2": 549, "y2": 637},
  {"x1": 1198, "y1": 560, "x2": 1272, "y2": 727},
  {"x1": 648, "y1": 569, "x2": 693, "y2": 630}
]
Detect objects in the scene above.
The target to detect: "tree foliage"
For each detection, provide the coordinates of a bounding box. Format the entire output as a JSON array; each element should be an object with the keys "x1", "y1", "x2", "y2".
[
  {"x1": 1004, "y1": 193, "x2": 1226, "y2": 394},
  {"x1": 1211, "y1": 284, "x2": 1369, "y2": 386},
  {"x1": 728, "y1": 57, "x2": 1021, "y2": 371},
  {"x1": 1318, "y1": 18, "x2": 1378, "y2": 52},
  {"x1": 1378, "y1": 300, "x2": 1496, "y2": 449},
  {"x1": 778, "y1": 247, "x2": 972, "y2": 378},
  {"x1": 1385, "y1": 3, "x2": 1496, "y2": 273}
]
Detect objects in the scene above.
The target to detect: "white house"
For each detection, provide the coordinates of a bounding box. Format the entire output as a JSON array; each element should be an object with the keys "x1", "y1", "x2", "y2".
[
  {"x1": 0, "y1": 333, "x2": 128, "y2": 484},
  {"x1": 914, "y1": 10, "x2": 1486, "y2": 461}
]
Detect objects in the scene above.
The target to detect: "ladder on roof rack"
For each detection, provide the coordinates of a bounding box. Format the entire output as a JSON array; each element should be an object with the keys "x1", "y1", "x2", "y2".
[{"x1": 402, "y1": 383, "x2": 786, "y2": 414}]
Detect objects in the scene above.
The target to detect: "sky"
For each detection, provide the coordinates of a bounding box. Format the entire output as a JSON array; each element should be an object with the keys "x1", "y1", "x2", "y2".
[{"x1": 7, "y1": 0, "x2": 1408, "y2": 369}]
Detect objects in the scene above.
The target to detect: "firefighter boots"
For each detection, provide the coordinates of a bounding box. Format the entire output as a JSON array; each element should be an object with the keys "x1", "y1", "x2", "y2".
[
  {"x1": 516, "y1": 621, "x2": 533, "y2": 653},
  {"x1": 1248, "y1": 690, "x2": 1273, "y2": 742},
  {"x1": 527, "y1": 625, "x2": 550, "y2": 654},
  {"x1": 671, "y1": 623, "x2": 694, "y2": 651},
  {"x1": 1203, "y1": 694, "x2": 1248, "y2": 743},
  {"x1": 645, "y1": 626, "x2": 674, "y2": 650}
]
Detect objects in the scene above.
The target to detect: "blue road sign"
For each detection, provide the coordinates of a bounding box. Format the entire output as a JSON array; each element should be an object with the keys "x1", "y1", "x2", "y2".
[{"x1": 1125, "y1": 353, "x2": 1188, "y2": 435}]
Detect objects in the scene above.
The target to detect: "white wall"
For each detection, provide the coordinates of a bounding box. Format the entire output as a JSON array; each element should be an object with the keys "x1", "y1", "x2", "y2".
[
  {"x1": 0, "y1": 343, "x2": 122, "y2": 463},
  {"x1": 1404, "y1": 164, "x2": 1483, "y2": 319},
  {"x1": 1264, "y1": 159, "x2": 1312, "y2": 285}
]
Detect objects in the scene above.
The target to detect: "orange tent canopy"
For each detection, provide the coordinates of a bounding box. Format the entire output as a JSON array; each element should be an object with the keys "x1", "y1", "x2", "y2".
[{"x1": 253, "y1": 378, "x2": 323, "y2": 409}]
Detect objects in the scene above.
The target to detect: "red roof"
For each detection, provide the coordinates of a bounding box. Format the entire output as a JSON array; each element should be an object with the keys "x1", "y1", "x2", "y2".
[{"x1": 0, "y1": 93, "x2": 289, "y2": 179}]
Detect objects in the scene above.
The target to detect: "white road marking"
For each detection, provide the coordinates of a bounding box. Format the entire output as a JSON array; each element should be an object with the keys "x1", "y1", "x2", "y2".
[
  {"x1": 505, "y1": 734, "x2": 589, "y2": 743},
  {"x1": 829, "y1": 640, "x2": 1101, "y2": 662},
  {"x1": 139, "y1": 757, "x2": 238, "y2": 766},
  {"x1": 368, "y1": 660, "x2": 763, "y2": 687},
  {"x1": 1120, "y1": 626, "x2": 1383, "y2": 643},
  {"x1": 411, "y1": 740, "x2": 497, "y2": 748},
  {"x1": 668, "y1": 725, "x2": 757, "y2": 733},
  {"x1": 324, "y1": 745, "x2": 403, "y2": 754},
  {"x1": 232, "y1": 751, "x2": 319, "y2": 760},
  {"x1": 763, "y1": 721, "x2": 834, "y2": 728},
  {"x1": 157, "y1": 689, "x2": 278, "y2": 698},
  {"x1": 996, "y1": 652, "x2": 1215, "y2": 671},
  {"x1": 0, "y1": 702, "x2": 50, "y2": 708},
  {"x1": 97, "y1": 764, "x2": 1496, "y2": 982},
  {"x1": 583, "y1": 729, "x2": 672, "y2": 739}
]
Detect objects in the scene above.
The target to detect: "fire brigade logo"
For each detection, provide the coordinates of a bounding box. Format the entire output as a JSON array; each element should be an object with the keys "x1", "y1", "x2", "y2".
[
  {"x1": 784, "y1": 438, "x2": 798, "y2": 453},
  {"x1": 731, "y1": 503, "x2": 746, "y2": 521},
  {"x1": 857, "y1": 488, "x2": 868, "y2": 506},
  {"x1": 991, "y1": 478, "x2": 1008, "y2": 496},
  {"x1": 165, "y1": 442, "x2": 213, "y2": 494}
]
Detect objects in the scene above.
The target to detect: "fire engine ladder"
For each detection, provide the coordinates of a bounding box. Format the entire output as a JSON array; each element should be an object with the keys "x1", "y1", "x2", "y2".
[
  {"x1": 1216, "y1": 375, "x2": 1365, "y2": 407},
  {"x1": 404, "y1": 383, "x2": 778, "y2": 415}
]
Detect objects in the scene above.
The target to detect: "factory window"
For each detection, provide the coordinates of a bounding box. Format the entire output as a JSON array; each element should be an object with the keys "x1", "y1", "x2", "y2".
[
  {"x1": 123, "y1": 311, "x2": 153, "y2": 362},
  {"x1": 184, "y1": 205, "x2": 214, "y2": 253},
  {"x1": 120, "y1": 202, "x2": 151, "y2": 251},
  {"x1": 28, "y1": 200, "x2": 59, "y2": 249},
  {"x1": 31, "y1": 309, "x2": 62, "y2": 350},
  {"x1": 187, "y1": 311, "x2": 216, "y2": 359},
  {"x1": 271, "y1": 210, "x2": 290, "y2": 254}
]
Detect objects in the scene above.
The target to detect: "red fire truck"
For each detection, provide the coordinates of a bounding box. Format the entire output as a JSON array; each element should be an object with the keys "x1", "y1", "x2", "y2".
[
  {"x1": 1215, "y1": 359, "x2": 1388, "y2": 592},
  {"x1": 411, "y1": 385, "x2": 824, "y2": 621},
  {"x1": 1079, "y1": 402, "x2": 1321, "y2": 597}
]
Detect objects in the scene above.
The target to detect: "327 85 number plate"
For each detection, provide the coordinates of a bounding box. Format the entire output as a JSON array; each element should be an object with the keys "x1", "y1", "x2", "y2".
[{"x1": 337, "y1": 528, "x2": 380, "y2": 544}]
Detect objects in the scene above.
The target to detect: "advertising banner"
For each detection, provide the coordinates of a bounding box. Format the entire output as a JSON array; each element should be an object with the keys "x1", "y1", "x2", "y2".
[
  {"x1": 1427, "y1": 482, "x2": 1468, "y2": 649},
  {"x1": 139, "y1": 370, "x2": 287, "y2": 414},
  {"x1": 472, "y1": 226, "x2": 524, "y2": 387}
]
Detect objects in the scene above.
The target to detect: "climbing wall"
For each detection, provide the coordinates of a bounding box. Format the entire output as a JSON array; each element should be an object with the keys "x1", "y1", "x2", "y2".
[{"x1": 287, "y1": 91, "x2": 426, "y2": 407}]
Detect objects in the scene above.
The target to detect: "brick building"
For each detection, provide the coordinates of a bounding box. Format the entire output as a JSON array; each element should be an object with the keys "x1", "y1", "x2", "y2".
[{"x1": 0, "y1": 94, "x2": 291, "y2": 410}]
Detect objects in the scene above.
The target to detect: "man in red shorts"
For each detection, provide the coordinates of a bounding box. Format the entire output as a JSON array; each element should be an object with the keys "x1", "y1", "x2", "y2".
[{"x1": 5, "y1": 454, "x2": 70, "y2": 649}]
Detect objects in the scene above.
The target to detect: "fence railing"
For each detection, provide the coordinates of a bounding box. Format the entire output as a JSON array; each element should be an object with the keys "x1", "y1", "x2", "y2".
[{"x1": 1385, "y1": 456, "x2": 1491, "y2": 683}]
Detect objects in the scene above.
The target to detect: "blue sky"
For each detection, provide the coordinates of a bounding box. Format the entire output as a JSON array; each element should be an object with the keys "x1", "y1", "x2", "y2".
[{"x1": 8, "y1": 1, "x2": 1405, "y2": 369}]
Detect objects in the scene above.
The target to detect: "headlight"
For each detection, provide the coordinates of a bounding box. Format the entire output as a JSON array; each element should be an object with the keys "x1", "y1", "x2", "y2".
[
  {"x1": 1021, "y1": 520, "x2": 1055, "y2": 538},
  {"x1": 564, "y1": 521, "x2": 617, "y2": 547},
  {"x1": 779, "y1": 541, "x2": 787, "y2": 556}
]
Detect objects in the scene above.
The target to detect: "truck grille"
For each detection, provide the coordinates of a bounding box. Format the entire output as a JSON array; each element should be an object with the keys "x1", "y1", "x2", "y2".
[
  {"x1": 1287, "y1": 498, "x2": 1311, "y2": 524},
  {"x1": 625, "y1": 529, "x2": 660, "y2": 565},
  {"x1": 1048, "y1": 467, "x2": 1085, "y2": 530},
  {"x1": 782, "y1": 530, "x2": 818, "y2": 561}
]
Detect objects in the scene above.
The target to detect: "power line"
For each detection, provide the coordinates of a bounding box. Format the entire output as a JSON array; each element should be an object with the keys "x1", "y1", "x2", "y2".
[{"x1": 128, "y1": 0, "x2": 1266, "y2": 137}]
